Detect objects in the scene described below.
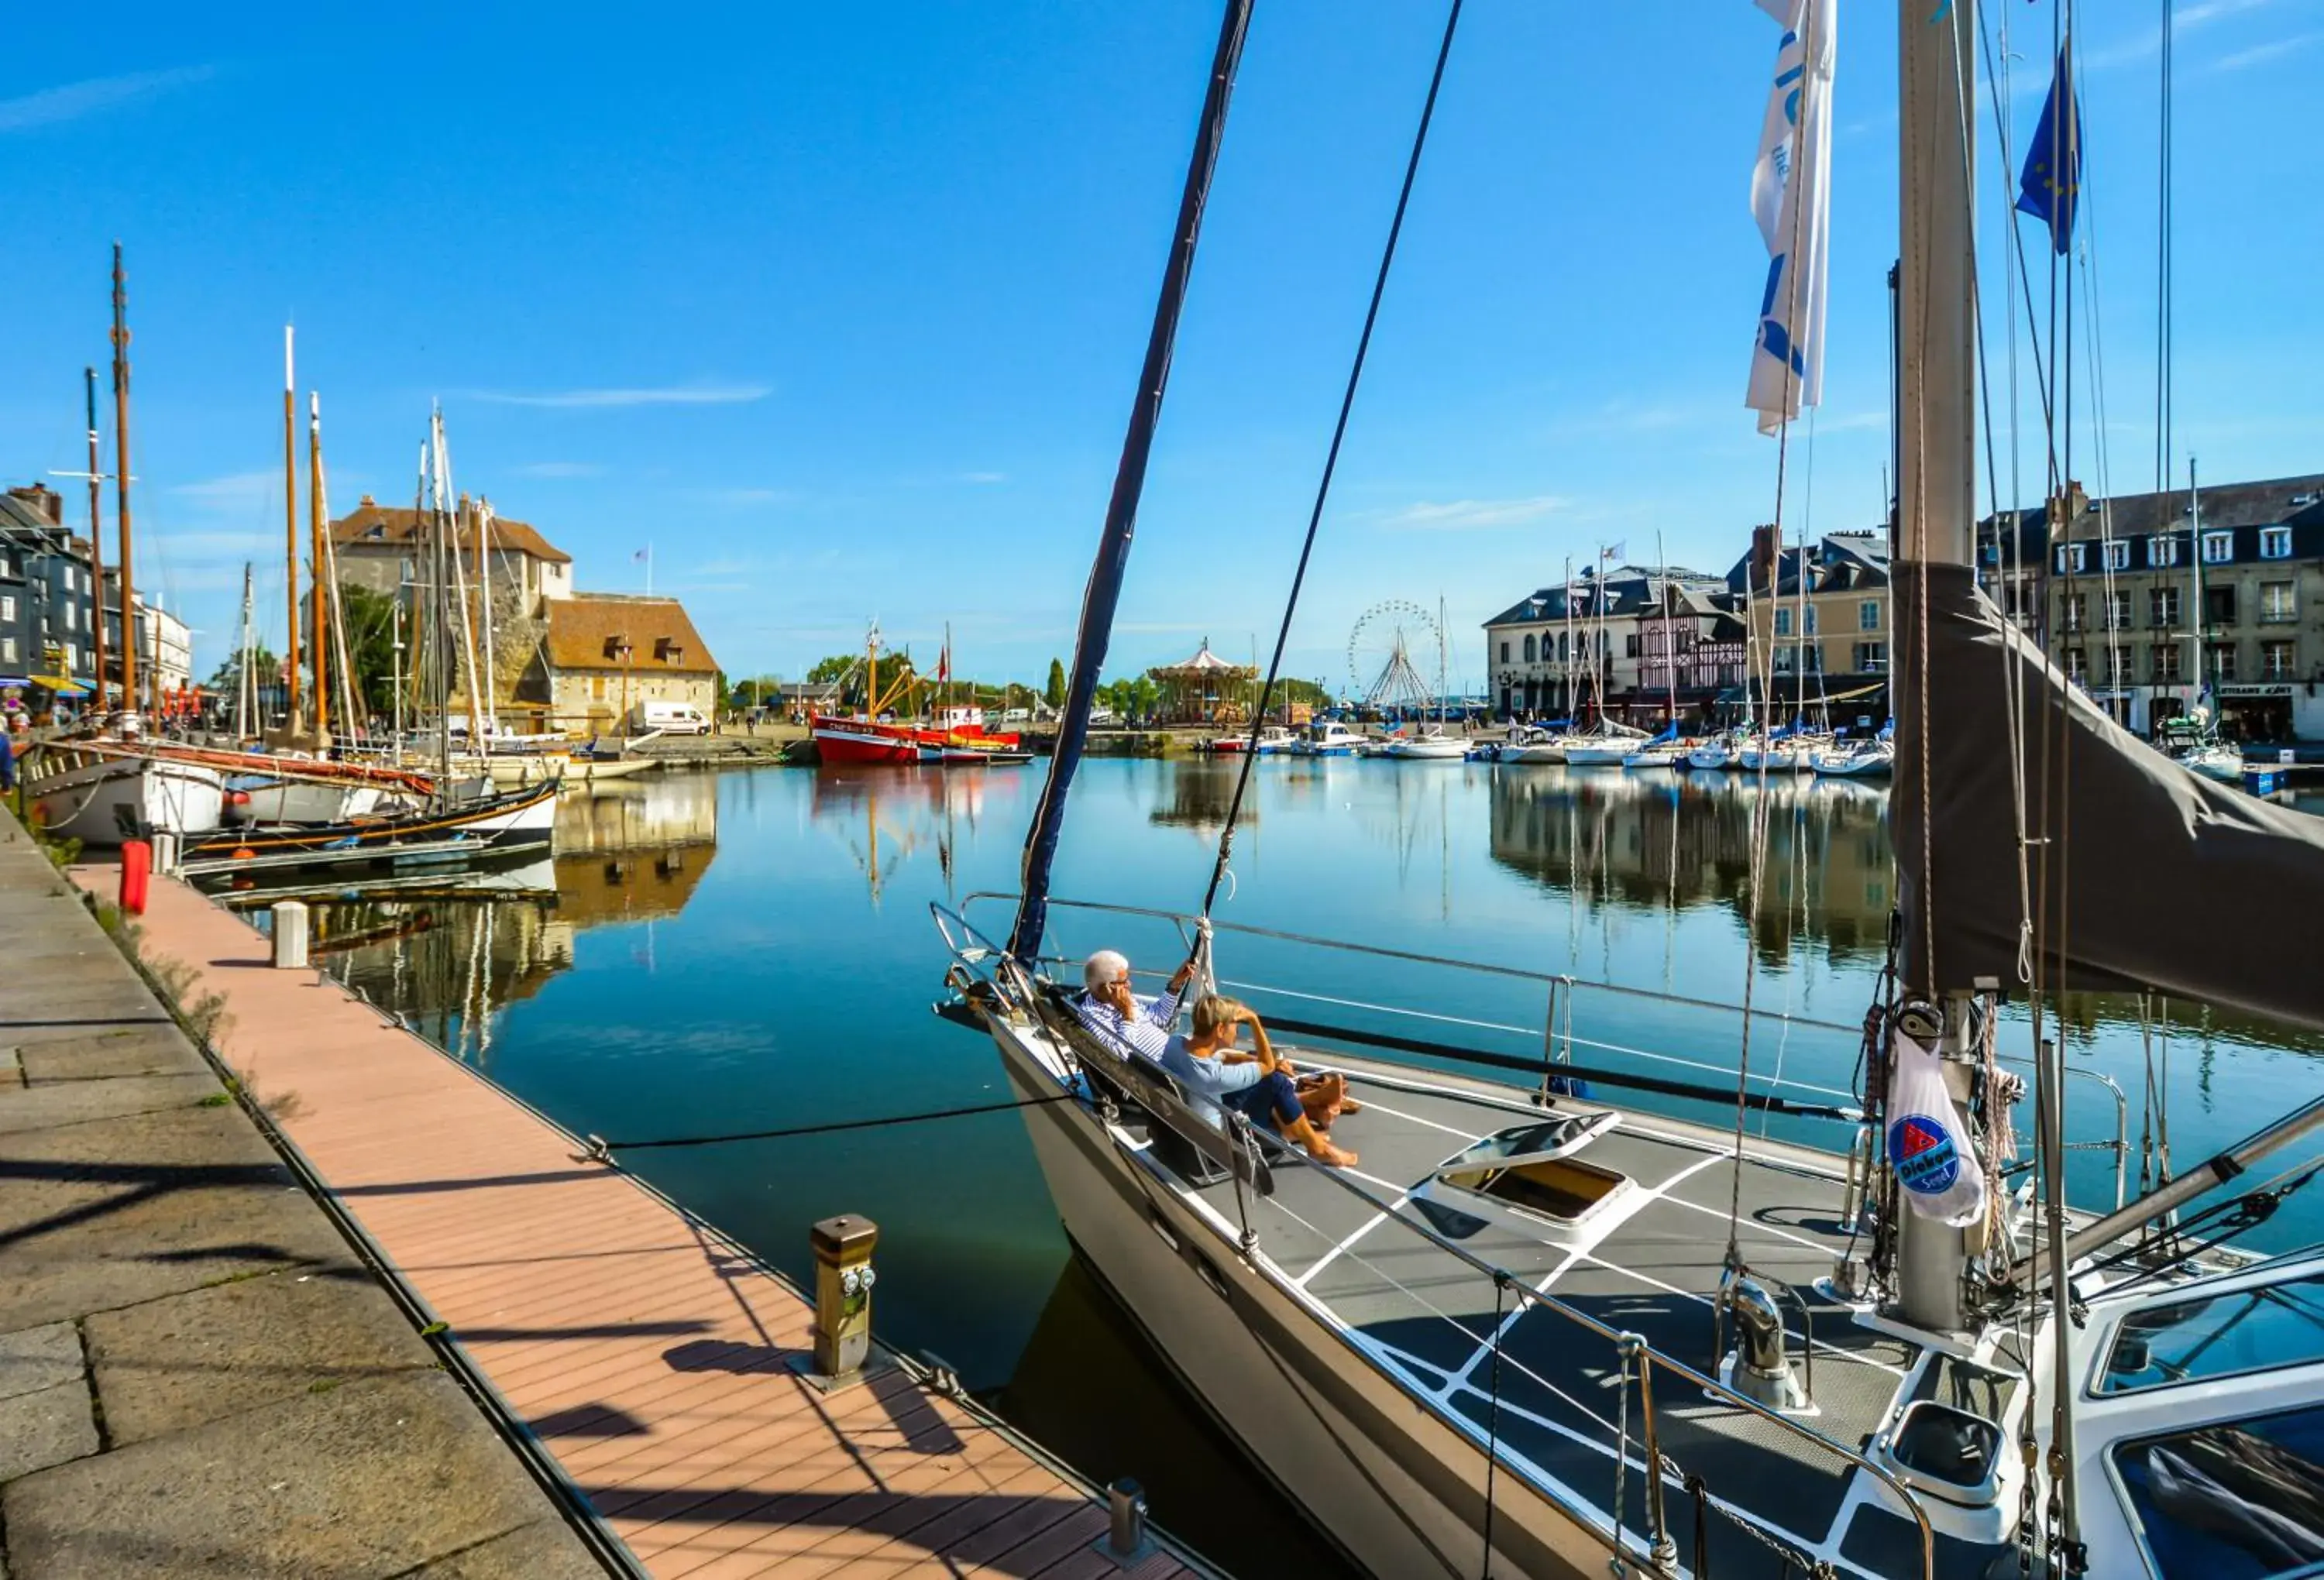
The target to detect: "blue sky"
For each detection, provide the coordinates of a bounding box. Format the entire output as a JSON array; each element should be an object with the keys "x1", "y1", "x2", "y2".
[{"x1": 2, "y1": 1, "x2": 2319, "y2": 695}]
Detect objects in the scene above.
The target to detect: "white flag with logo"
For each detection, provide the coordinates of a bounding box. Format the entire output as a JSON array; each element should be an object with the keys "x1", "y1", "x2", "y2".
[
  {"x1": 1746, "y1": 0, "x2": 1835, "y2": 436},
  {"x1": 1887, "y1": 1029, "x2": 1988, "y2": 1228}
]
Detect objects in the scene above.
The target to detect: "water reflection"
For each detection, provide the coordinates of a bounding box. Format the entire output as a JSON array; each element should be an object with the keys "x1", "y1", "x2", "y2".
[
  {"x1": 304, "y1": 773, "x2": 722, "y2": 1060},
  {"x1": 1489, "y1": 767, "x2": 1893, "y2": 965}
]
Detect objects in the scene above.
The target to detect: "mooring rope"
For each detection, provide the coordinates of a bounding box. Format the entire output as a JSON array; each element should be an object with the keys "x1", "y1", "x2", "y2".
[{"x1": 584, "y1": 1092, "x2": 1079, "y2": 1157}]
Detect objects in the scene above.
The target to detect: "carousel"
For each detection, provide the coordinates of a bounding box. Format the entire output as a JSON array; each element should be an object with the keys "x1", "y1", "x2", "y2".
[{"x1": 1147, "y1": 637, "x2": 1257, "y2": 724}]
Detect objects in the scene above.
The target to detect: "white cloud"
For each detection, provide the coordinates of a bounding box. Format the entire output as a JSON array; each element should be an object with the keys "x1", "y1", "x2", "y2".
[
  {"x1": 2212, "y1": 29, "x2": 2322, "y2": 68},
  {"x1": 960, "y1": 471, "x2": 1008, "y2": 485},
  {"x1": 468, "y1": 383, "x2": 771, "y2": 409},
  {"x1": 1379, "y1": 496, "x2": 1569, "y2": 531},
  {"x1": 168, "y1": 470, "x2": 277, "y2": 503},
  {"x1": 0, "y1": 67, "x2": 213, "y2": 133},
  {"x1": 513, "y1": 461, "x2": 604, "y2": 479}
]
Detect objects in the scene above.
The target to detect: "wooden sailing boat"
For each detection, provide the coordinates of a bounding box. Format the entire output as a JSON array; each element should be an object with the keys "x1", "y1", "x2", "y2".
[
  {"x1": 933, "y1": 6, "x2": 2324, "y2": 1578},
  {"x1": 28, "y1": 246, "x2": 227, "y2": 845}
]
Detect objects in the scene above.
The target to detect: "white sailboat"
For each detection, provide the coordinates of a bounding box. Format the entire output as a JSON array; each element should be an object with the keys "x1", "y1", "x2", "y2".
[{"x1": 938, "y1": 8, "x2": 2324, "y2": 1578}]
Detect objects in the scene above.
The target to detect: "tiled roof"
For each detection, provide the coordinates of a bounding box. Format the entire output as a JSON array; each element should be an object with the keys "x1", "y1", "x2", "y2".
[
  {"x1": 332, "y1": 496, "x2": 572, "y2": 565},
  {"x1": 541, "y1": 594, "x2": 719, "y2": 676}
]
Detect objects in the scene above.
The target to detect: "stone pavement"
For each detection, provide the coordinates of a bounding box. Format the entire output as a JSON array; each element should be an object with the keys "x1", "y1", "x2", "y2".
[{"x1": 0, "y1": 812, "x2": 610, "y2": 1579}]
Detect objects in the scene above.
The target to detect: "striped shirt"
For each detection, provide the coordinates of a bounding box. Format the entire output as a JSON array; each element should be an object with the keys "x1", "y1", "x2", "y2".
[{"x1": 1073, "y1": 985, "x2": 1183, "y2": 1063}]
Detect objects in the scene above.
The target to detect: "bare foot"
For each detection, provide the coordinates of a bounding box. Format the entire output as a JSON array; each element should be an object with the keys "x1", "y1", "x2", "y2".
[{"x1": 1306, "y1": 1139, "x2": 1359, "y2": 1167}]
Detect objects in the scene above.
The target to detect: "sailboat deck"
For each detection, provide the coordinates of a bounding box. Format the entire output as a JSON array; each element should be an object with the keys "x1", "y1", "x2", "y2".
[{"x1": 1178, "y1": 1056, "x2": 2008, "y2": 1578}]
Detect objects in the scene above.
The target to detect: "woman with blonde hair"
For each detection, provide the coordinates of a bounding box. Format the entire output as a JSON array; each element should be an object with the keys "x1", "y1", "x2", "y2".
[{"x1": 1160, "y1": 994, "x2": 1356, "y2": 1168}]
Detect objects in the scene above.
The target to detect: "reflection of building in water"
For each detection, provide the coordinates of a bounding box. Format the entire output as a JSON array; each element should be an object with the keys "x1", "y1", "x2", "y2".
[
  {"x1": 1487, "y1": 770, "x2": 1893, "y2": 963},
  {"x1": 1150, "y1": 761, "x2": 1257, "y2": 836},
  {"x1": 311, "y1": 779, "x2": 724, "y2": 1063}
]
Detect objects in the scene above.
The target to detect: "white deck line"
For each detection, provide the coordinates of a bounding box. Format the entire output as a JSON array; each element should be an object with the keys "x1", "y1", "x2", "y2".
[{"x1": 1576, "y1": 1252, "x2": 1912, "y2": 1379}]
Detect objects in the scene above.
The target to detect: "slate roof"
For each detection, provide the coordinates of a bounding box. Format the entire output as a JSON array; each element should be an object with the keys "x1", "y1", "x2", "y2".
[
  {"x1": 541, "y1": 594, "x2": 719, "y2": 676},
  {"x1": 1483, "y1": 565, "x2": 1725, "y2": 628},
  {"x1": 2053, "y1": 472, "x2": 2324, "y2": 543},
  {"x1": 333, "y1": 496, "x2": 572, "y2": 565}
]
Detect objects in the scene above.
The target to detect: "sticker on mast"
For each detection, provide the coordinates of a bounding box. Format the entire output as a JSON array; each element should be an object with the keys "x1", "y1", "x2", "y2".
[{"x1": 1889, "y1": 1113, "x2": 1964, "y2": 1196}]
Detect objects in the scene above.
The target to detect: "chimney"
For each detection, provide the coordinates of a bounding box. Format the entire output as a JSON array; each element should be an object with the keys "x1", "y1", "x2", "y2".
[
  {"x1": 1751, "y1": 524, "x2": 1778, "y2": 591},
  {"x1": 8, "y1": 483, "x2": 64, "y2": 525},
  {"x1": 357, "y1": 493, "x2": 376, "y2": 508}
]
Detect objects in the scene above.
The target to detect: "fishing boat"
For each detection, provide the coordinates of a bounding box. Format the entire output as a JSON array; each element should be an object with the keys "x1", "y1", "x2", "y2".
[
  {"x1": 177, "y1": 777, "x2": 559, "y2": 881},
  {"x1": 935, "y1": 7, "x2": 2324, "y2": 1578},
  {"x1": 1379, "y1": 726, "x2": 1470, "y2": 761},
  {"x1": 1293, "y1": 720, "x2": 1367, "y2": 757},
  {"x1": 1501, "y1": 725, "x2": 1570, "y2": 764},
  {"x1": 1810, "y1": 731, "x2": 1896, "y2": 780},
  {"x1": 810, "y1": 629, "x2": 1028, "y2": 765},
  {"x1": 27, "y1": 740, "x2": 226, "y2": 847},
  {"x1": 1560, "y1": 721, "x2": 1651, "y2": 767}
]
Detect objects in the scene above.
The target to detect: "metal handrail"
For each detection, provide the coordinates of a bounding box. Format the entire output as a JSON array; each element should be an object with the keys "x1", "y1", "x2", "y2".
[
  {"x1": 930, "y1": 905, "x2": 1936, "y2": 1580},
  {"x1": 957, "y1": 891, "x2": 2132, "y2": 1197}
]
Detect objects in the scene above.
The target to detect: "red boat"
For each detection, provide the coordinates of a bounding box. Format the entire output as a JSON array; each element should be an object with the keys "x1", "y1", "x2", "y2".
[{"x1": 807, "y1": 630, "x2": 1026, "y2": 766}]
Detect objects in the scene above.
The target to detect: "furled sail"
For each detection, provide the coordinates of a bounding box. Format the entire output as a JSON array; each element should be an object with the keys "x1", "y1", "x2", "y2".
[{"x1": 1895, "y1": 562, "x2": 2324, "y2": 1029}]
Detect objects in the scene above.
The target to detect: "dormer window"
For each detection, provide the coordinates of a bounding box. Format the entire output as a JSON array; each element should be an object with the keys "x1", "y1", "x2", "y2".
[
  {"x1": 366, "y1": 524, "x2": 386, "y2": 539},
  {"x1": 602, "y1": 635, "x2": 627, "y2": 661},
  {"x1": 2202, "y1": 531, "x2": 2233, "y2": 565},
  {"x1": 654, "y1": 637, "x2": 679, "y2": 662},
  {"x1": 2148, "y1": 534, "x2": 2178, "y2": 568}
]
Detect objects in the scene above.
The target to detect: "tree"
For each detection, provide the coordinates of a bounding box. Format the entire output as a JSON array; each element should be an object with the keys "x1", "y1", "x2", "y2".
[
  {"x1": 805, "y1": 654, "x2": 859, "y2": 685},
  {"x1": 335, "y1": 582, "x2": 401, "y2": 718},
  {"x1": 728, "y1": 674, "x2": 784, "y2": 710},
  {"x1": 1043, "y1": 657, "x2": 1067, "y2": 710},
  {"x1": 205, "y1": 644, "x2": 280, "y2": 693}
]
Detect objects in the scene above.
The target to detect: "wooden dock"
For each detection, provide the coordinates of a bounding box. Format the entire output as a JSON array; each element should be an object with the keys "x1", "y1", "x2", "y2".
[{"x1": 75, "y1": 864, "x2": 1207, "y2": 1580}]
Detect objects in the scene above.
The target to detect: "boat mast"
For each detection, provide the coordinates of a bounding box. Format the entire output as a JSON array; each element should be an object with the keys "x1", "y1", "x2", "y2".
[
  {"x1": 1893, "y1": 0, "x2": 1980, "y2": 1332},
  {"x1": 283, "y1": 326, "x2": 301, "y2": 733},
  {"x1": 1009, "y1": 0, "x2": 1253, "y2": 964},
  {"x1": 475, "y1": 497, "x2": 496, "y2": 736},
  {"x1": 110, "y1": 245, "x2": 139, "y2": 719},
  {"x1": 81, "y1": 367, "x2": 108, "y2": 711},
  {"x1": 309, "y1": 384, "x2": 328, "y2": 746},
  {"x1": 2187, "y1": 456, "x2": 2204, "y2": 710},
  {"x1": 235, "y1": 562, "x2": 255, "y2": 737}
]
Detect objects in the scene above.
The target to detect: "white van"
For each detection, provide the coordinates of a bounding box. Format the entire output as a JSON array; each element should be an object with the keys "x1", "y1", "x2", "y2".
[{"x1": 629, "y1": 700, "x2": 710, "y2": 736}]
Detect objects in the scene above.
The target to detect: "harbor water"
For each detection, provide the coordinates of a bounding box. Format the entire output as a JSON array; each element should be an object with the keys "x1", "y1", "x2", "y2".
[{"x1": 273, "y1": 757, "x2": 2324, "y2": 1576}]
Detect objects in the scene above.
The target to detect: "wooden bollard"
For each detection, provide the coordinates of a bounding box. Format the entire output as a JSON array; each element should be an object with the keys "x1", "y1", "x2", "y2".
[{"x1": 808, "y1": 1214, "x2": 878, "y2": 1386}]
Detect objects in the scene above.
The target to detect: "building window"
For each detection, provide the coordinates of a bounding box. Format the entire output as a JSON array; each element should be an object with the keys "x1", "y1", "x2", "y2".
[
  {"x1": 2154, "y1": 644, "x2": 2181, "y2": 681},
  {"x1": 2061, "y1": 592, "x2": 2085, "y2": 633},
  {"x1": 1558, "y1": 631, "x2": 1569, "y2": 663},
  {"x1": 1804, "y1": 644, "x2": 1823, "y2": 675},
  {"x1": 1773, "y1": 608, "x2": 1793, "y2": 637},
  {"x1": 1855, "y1": 641, "x2": 1886, "y2": 672},
  {"x1": 1624, "y1": 634, "x2": 1642, "y2": 659},
  {"x1": 2104, "y1": 540, "x2": 2129, "y2": 572},
  {"x1": 1772, "y1": 647, "x2": 1796, "y2": 674},
  {"x1": 64, "y1": 603, "x2": 77, "y2": 631},
  {"x1": 0, "y1": 594, "x2": 13, "y2": 622},
  {"x1": 2055, "y1": 544, "x2": 2089, "y2": 575},
  {"x1": 2204, "y1": 586, "x2": 2236, "y2": 627},
  {"x1": 2150, "y1": 587, "x2": 2180, "y2": 629},
  {"x1": 0, "y1": 636, "x2": 14, "y2": 663},
  {"x1": 1497, "y1": 640, "x2": 1509, "y2": 663},
  {"x1": 2202, "y1": 530, "x2": 2233, "y2": 564},
  {"x1": 2260, "y1": 526, "x2": 2293, "y2": 560},
  {"x1": 2209, "y1": 644, "x2": 2237, "y2": 683},
  {"x1": 2264, "y1": 641, "x2": 2297, "y2": 681},
  {"x1": 2104, "y1": 647, "x2": 2128, "y2": 684},
  {"x1": 1804, "y1": 605, "x2": 1819, "y2": 635},
  {"x1": 2148, "y1": 534, "x2": 2178, "y2": 568},
  {"x1": 1858, "y1": 599, "x2": 1880, "y2": 631},
  {"x1": 2110, "y1": 591, "x2": 2132, "y2": 630},
  {"x1": 2264, "y1": 582, "x2": 2296, "y2": 623},
  {"x1": 2064, "y1": 648, "x2": 2086, "y2": 682},
  {"x1": 1521, "y1": 634, "x2": 1535, "y2": 663}
]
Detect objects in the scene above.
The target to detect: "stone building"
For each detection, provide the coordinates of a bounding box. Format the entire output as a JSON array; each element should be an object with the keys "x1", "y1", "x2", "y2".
[
  {"x1": 330, "y1": 495, "x2": 574, "y2": 615},
  {"x1": 2046, "y1": 472, "x2": 2324, "y2": 739},
  {"x1": 0, "y1": 485, "x2": 95, "y2": 704},
  {"x1": 516, "y1": 593, "x2": 720, "y2": 733}
]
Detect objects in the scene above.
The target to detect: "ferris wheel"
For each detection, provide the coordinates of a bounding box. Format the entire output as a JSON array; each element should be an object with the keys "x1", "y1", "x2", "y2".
[{"x1": 1347, "y1": 599, "x2": 1442, "y2": 710}]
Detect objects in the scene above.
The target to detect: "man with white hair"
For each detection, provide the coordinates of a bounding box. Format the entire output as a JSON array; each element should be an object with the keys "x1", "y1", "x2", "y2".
[{"x1": 1074, "y1": 946, "x2": 1198, "y2": 1063}]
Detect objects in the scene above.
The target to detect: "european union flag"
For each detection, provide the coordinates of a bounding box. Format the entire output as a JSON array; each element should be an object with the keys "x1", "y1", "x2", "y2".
[{"x1": 2016, "y1": 40, "x2": 2082, "y2": 255}]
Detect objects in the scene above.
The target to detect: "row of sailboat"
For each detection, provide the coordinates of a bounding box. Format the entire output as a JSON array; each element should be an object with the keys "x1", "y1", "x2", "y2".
[{"x1": 21, "y1": 271, "x2": 561, "y2": 877}]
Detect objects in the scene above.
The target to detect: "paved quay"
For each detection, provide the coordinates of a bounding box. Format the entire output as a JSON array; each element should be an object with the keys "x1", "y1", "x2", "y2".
[
  {"x1": 0, "y1": 811, "x2": 607, "y2": 1578},
  {"x1": 47, "y1": 833, "x2": 1210, "y2": 1579}
]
